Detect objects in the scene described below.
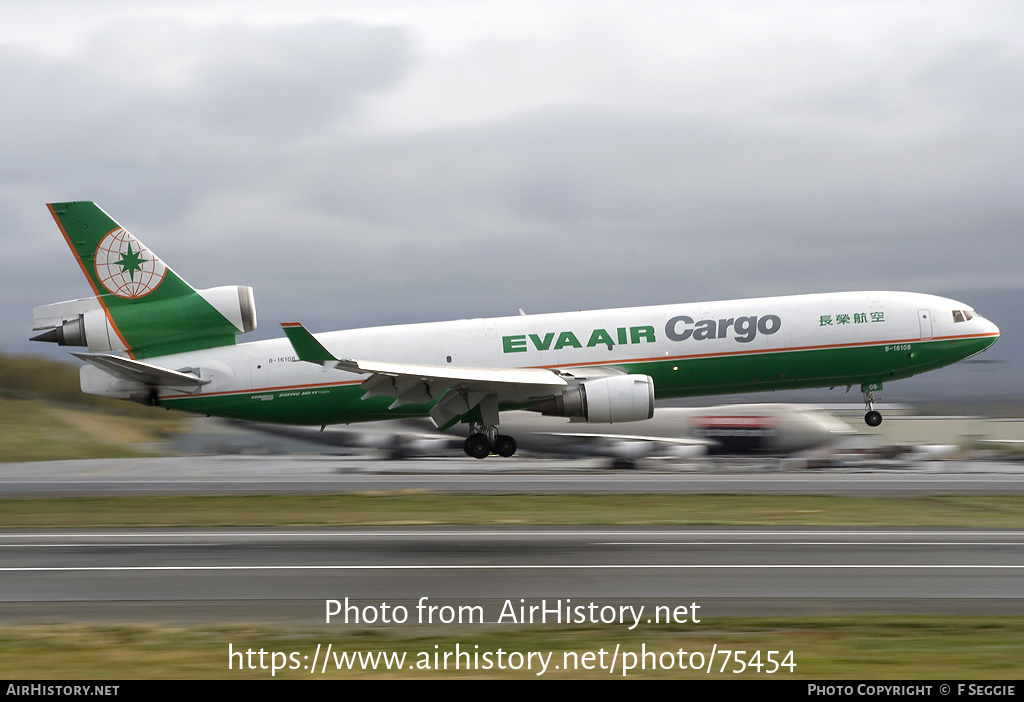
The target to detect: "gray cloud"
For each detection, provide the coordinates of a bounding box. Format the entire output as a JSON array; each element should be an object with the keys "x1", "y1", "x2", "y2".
[{"x1": 2, "y1": 4, "x2": 1020, "y2": 398}]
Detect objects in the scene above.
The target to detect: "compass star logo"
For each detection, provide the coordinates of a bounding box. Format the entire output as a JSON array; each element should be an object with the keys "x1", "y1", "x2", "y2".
[{"x1": 94, "y1": 228, "x2": 167, "y2": 298}]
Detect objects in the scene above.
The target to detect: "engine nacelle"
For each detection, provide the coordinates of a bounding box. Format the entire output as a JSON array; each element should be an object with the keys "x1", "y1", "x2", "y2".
[
  {"x1": 198, "y1": 285, "x2": 257, "y2": 335},
  {"x1": 538, "y1": 374, "x2": 655, "y2": 423},
  {"x1": 31, "y1": 285, "x2": 257, "y2": 356},
  {"x1": 31, "y1": 299, "x2": 125, "y2": 352}
]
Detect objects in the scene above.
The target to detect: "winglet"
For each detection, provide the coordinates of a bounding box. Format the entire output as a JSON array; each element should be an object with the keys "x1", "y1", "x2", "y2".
[{"x1": 281, "y1": 322, "x2": 339, "y2": 364}]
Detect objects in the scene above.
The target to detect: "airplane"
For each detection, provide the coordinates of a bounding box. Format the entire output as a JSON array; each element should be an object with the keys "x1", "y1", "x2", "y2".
[{"x1": 31, "y1": 202, "x2": 1000, "y2": 459}]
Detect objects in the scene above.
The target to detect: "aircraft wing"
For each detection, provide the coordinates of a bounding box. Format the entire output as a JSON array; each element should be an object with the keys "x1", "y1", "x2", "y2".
[
  {"x1": 72, "y1": 352, "x2": 210, "y2": 391},
  {"x1": 341, "y1": 358, "x2": 567, "y2": 387},
  {"x1": 281, "y1": 322, "x2": 567, "y2": 427}
]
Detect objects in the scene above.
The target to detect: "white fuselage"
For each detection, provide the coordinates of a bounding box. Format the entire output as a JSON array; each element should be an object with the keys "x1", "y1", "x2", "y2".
[{"x1": 80, "y1": 290, "x2": 999, "y2": 426}]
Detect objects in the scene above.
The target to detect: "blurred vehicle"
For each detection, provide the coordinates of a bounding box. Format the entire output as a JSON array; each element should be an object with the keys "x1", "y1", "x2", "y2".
[{"x1": 236, "y1": 403, "x2": 850, "y2": 468}]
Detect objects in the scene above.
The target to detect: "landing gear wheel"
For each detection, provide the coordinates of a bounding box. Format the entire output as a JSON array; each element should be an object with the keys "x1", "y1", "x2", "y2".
[
  {"x1": 493, "y1": 434, "x2": 517, "y2": 457},
  {"x1": 464, "y1": 433, "x2": 491, "y2": 459},
  {"x1": 861, "y1": 386, "x2": 882, "y2": 427}
]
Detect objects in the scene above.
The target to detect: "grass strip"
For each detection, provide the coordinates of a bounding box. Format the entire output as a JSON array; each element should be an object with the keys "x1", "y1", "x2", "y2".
[
  {"x1": 0, "y1": 616, "x2": 1021, "y2": 678},
  {"x1": 1, "y1": 494, "x2": 1024, "y2": 527}
]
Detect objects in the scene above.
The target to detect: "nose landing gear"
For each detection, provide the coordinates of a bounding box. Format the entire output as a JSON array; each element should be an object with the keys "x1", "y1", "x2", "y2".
[{"x1": 862, "y1": 383, "x2": 883, "y2": 426}]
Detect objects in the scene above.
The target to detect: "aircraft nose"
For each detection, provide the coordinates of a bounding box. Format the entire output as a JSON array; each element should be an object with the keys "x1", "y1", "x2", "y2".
[{"x1": 977, "y1": 315, "x2": 1000, "y2": 346}]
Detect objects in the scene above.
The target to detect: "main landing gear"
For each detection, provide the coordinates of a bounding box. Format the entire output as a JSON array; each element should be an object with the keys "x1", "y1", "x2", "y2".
[
  {"x1": 463, "y1": 423, "x2": 518, "y2": 459},
  {"x1": 863, "y1": 387, "x2": 882, "y2": 427}
]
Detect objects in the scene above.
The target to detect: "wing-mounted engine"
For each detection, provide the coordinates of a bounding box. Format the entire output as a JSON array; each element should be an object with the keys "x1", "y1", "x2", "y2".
[{"x1": 533, "y1": 374, "x2": 655, "y2": 423}]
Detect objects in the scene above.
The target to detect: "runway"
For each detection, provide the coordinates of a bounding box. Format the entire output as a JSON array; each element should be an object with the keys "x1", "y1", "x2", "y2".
[
  {"x1": 2, "y1": 456, "x2": 1023, "y2": 625},
  {"x1": 1, "y1": 526, "x2": 1023, "y2": 624},
  {"x1": 2, "y1": 455, "x2": 1024, "y2": 495}
]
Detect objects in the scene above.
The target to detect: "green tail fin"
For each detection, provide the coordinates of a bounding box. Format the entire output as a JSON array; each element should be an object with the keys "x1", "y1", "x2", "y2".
[
  {"x1": 49, "y1": 201, "x2": 194, "y2": 302},
  {"x1": 44, "y1": 202, "x2": 256, "y2": 359}
]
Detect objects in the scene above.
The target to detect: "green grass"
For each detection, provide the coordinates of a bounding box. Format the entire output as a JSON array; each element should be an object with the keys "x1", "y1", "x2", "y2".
[
  {"x1": 1, "y1": 493, "x2": 1024, "y2": 528},
  {"x1": 1, "y1": 617, "x2": 1021, "y2": 678},
  {"x1": 0, "y1": 353, "x2": 167, "y2": 412},
  {"x1": 0, "y1": 352, "x2": 182, "y2": 462},
  {"x1": 0, "y1": 397, "x2": 180, "y2": 462}
]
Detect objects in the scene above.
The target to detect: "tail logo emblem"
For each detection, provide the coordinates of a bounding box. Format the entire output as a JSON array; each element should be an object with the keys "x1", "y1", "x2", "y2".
[{"x1": 94, "y1": 228, "x2": 167, "y2": 298}]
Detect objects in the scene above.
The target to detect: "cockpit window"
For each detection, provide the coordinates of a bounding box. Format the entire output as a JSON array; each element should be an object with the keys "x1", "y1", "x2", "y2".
[{"x1": 952, "y1": 310, "x2": 975, "y2": 323}]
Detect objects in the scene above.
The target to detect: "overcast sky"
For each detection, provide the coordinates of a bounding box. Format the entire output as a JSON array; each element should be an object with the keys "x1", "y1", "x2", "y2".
[{"x1": 3, "y1": 1, "x2": 1020, "y2": 399}]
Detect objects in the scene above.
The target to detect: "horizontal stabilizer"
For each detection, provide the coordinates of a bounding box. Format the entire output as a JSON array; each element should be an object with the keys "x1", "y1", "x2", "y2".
[{"x1": 72, "y1": 352, "x2": 211, "y2": 389}]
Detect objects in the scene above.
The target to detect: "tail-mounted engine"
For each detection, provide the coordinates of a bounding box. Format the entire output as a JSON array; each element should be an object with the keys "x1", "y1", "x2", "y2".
[{"x1": 32, "y1": 285, "x2": 257, "y2": 357}]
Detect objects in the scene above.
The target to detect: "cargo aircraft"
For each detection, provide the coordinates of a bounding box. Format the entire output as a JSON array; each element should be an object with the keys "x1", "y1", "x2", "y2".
[{"x1": 32, "y1": 202, "x2": 1000, "y2": 459}]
